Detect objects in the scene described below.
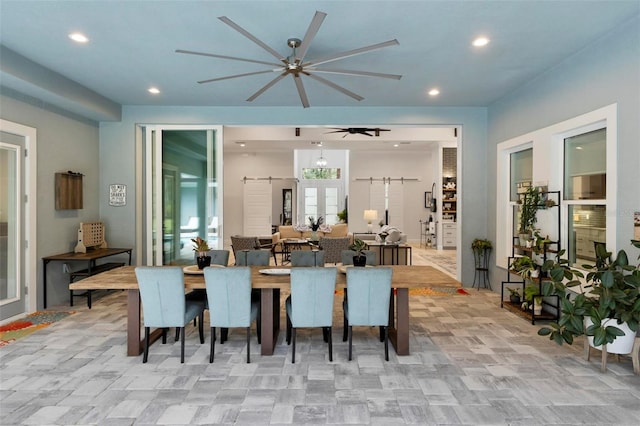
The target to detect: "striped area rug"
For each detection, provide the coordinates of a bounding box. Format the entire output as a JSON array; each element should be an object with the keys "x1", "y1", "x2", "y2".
[{"x1": 0, "y1": 311, "x2": 75, "y2": 347}]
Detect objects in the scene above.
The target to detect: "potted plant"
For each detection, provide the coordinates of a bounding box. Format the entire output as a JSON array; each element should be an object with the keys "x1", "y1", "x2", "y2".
[
  {"x1": 337, "y1": 209, "x2": 348, "y2": 223},
  {"x1": 507, "y1": 287, "x2": 521, "y2": 304},
  {"x1": 471, "y1": 238, "x2": 492, "y2": 253},
  {"x1": 538, "y1": 240, "x2": 640, "y2": 357},
  {"x1": 191, "y1": 236, "x2": 211, "y2": 269},
  {"x1": 517, "y1": 186, "x2": 542, "y2": 244},
  {"x1": 510, "y1": 255, "x2": 537, "y2": 279},
  {"x1": 308, "y1": 216, "x2": 323, "y2": 241},
  {"x1": 349, "y1": 238, "x2": 368, "y2": 267}
]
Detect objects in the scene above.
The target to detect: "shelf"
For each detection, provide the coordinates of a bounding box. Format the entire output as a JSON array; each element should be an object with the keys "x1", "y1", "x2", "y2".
[
  {"x1": 513, "y1": 244, "x2": 559, "y2": 254},
  {"x1": 443, "y1": 189, "x2": 456, "y2": 192},
  {"x1": 502, "y1": 301, "x2": 556, "y2": 321},
  {"x1": 442, "y1": 210, "x2": 457, "y2": 213}
]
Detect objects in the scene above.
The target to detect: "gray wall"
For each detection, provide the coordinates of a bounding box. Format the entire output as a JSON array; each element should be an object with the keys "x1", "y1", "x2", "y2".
[
  {"x1": 0, "y1": 91, "x2": 104, "y2": 307},
  {"x1": 487, "y1": 16, "x2": 640, "y2": 282}
]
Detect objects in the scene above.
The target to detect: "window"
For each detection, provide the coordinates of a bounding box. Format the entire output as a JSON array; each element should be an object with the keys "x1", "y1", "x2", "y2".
[
  {"x1": 564, "y1": 128, "x2": 606, "y2": 201},
  {"x1": 564, "y1": 127, "x2": 606, "y2": 268},
  {"x1": 510, "y1": 148, "x2": 532, "y2": 202}
]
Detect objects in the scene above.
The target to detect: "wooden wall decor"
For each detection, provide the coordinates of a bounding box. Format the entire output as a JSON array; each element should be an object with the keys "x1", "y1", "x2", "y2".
[{"x1": 55, "y1": 171, "x2": 83, "y2": 210}]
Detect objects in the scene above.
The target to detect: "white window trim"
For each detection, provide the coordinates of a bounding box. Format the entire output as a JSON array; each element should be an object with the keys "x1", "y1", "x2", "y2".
[{"x1": 496, "y1": 104, "x2": 617, "y2": 270}]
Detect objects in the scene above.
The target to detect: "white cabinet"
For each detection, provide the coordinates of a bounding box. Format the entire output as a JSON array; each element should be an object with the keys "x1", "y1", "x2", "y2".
[
  {"x1": 442, "y1": 223, "x2": 456, "y2": 249},
  {"x1": 575, "y1": 227, "x2": 605, "y2": 260}
]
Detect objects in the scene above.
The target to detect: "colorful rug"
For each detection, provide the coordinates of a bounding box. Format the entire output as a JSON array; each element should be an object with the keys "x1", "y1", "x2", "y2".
[
  {"x1": 0, "y1": 311, "x2": 75, "y2": 347},
  {"x1": 335, "y1": 287, "x2": 469, "y2": 296}
]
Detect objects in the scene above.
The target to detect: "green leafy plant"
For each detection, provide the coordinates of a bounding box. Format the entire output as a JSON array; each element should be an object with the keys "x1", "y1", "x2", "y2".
[
  {"x1": 349, "y1": 238, "x2": 367, "y2": 257},
  {"x1": 510, "y1": 255, "x2": 536, "y2": 279},
  {"x1": 538, "y1": 240, "x2": 640, "y2": 347},
  {"x1": 191, "y1": 236, "x2": 210, "y2": 256},
  {"x1": 471, "y1": 238, "x2": 492, "y2": 252},
  {"x1": 337, "y1": 209, "x2": 348, "y2": 223},
  {"x1": 517, "y1": 186, "x2": 542, "y2": 235}
]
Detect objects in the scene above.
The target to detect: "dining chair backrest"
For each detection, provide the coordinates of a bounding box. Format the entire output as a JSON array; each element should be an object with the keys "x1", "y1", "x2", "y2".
[
  {"x1": 204, "y1": 267, "x2": 253, "y2": 327},
  {"x1": 289, "y1": 267, "x2": 337, "y2": 327},
  {"x1": 135, "y1": 266, "x2": 186, "y2": 327},
  {"x1": 341, "y1": 250, "x2": 377, "y2": 266},
  {"x1": 346, "y1": 267, "x2": 392, "y2": 326},
  {"x1": 194, "y1": 249, "x2": 229, "y2": 266},
  {"x1": 318, "y1": 237, "x2": 351, "y2": 264},
  {"x1": 290, "y1": 250, "x2": 325, "y2": 267},
  {"x1": 235, "y1": 249, "x2": 270, "y2": 266},
  {"x1": 231, "y1": 235, "x2": 260, "y2": 250}
]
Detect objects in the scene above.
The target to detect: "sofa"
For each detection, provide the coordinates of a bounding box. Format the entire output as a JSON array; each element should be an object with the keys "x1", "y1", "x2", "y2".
[{"x1": 272, "y1": 223, "x2": 353, "y2": 246}]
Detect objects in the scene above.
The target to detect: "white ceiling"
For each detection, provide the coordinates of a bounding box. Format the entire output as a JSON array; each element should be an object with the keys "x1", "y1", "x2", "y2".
[{"x1": 1, "y1": 0, "x2": 638, "y2": 114}]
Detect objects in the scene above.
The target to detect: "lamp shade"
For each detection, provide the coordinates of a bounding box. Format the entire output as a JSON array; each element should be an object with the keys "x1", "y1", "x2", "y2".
[{"x1": 363, "y1": 210, "x2": 378, "y2": 223}]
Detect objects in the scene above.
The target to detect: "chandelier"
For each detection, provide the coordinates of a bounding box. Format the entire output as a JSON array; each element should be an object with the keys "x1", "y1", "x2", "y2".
[{"x1": 316, "y1": 149, "x2": 327, "y2": 168}]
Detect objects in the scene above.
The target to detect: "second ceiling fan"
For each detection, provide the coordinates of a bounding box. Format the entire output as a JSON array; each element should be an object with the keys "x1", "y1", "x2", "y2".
[{"x1": 176, "y1": 11, "x2": 401, "y2": 108}]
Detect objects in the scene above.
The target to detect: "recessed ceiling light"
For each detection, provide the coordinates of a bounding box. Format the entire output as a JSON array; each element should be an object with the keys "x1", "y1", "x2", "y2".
[
  {"x1": 428, "y1": 88, "x2": 440, "y2": 96},
  {"x1": 68, "y1": 32, "x2": 89, "y2": 43},
  {"x1": 393, "y1": 144, "x2": 399, "y2": 148},
  {"x1": 575, "y1": 146, "x2": 583, "y2": 150},
  {"x1": 236, "y1": 142, "x2": 246, "y2": 147},
  {"x1": 148, "y1": 87, "x2": 160, "y2": 94},
  {"x1": 472, "y1": 37, "x2": 490, "y2": 47}
]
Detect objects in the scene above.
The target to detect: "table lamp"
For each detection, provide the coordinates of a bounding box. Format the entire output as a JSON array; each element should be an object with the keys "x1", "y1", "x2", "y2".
[{"x1": 363, "y1": 209, "x2": 378, "y2": 233}]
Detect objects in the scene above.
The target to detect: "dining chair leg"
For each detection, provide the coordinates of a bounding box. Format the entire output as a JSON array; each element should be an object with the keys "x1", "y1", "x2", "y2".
[
  {"x1": 175, "y1": 328, "x2": 180, "y2": 342},
  {"x1": 221, "y1": 328, "x2": 229, "y2": 344},
  {"x1": 286, "y1": 315, "x2": 292, "y2": 345},
  {"x1": 327, "y1": 327, "x2": 333, "y2": 362},
  {"x1": 143, "y1": 327, "x2": 150, "y2": 363},
  {"x1": 384, "y1": 326, "x2": 389, "y2": 361},
  {"x1": 379, "y1": 326, "x2": 385, "y2": 342},
  {"x1": 342, "y1": 313, "x2": 349, "y2": 342},
  {"x1": 291, "y1": 328, "x2": 297, "y2": 364},
  {"x1": 256, "y1": 312, "x2": 261, "y2": 344},
  {"x1": 209, "y1": 327, "x2": 216, "y2": 363},
  {"x1": 180, "y1": 327, "x2": 186, "y2": 364},
  {"x1": 161, "y1": 328, "x2": 167, "y2": 344},
  {"x1": 322, "y1": 327, "x2": 329, "y2": 343},
  {"x1": 246, "y1": 326, "x2": 251, "y2": 364},
  {"x1": 348, "y1": 326, "x2": 353, "y2": 361},
  {"x1": 198, "y1": 313, "x2": 204, "y2": 344}
]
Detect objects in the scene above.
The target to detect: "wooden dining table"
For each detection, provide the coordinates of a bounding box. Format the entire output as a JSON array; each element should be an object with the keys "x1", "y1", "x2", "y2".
[{"x1": 69, "y1": 264, "x2": 460, "y2": 357}]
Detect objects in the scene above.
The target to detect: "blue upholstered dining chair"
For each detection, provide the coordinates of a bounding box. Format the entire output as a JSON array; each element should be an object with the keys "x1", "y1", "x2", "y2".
[
  {"x1": 234, "y1": 249, "x2": 271, "y2": 266},
  {"x1": 204, "y1": 267, "x2": 259, "y2": 364},
  {"x1": 290, "y1": 250, "x2": 325, "y2": 267},
  {"x1": 134, "y1": 266, "x2": 205, "y2": 363},
  {"x1": 318, "y1": 237, "x2": 350, "y2": 264},
  {"x1": 286, "y1": 267, "x2": 337, "y2": 363},
  {"x1": 180, "y1": 249, "x2": 231, "y2": 340},
  {"x1": 343, "y1": 267, "x2": 393, "y2": 361},
  {"x1": 341, "y1": 250, "x2": 377, "y2": 266}
]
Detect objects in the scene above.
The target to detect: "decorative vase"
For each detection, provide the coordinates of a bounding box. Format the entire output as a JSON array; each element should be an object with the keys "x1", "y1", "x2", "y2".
[
  {"x1": 311, "y1": 230, "x2": 318, "y2": 241},
  {"x1": 353, "y1": 255, "x2": 367, "y2": 267},
  {"x1": 585, "y1": 317, "x2": 637, "y2": 354},
  {"x1": 509, "y1": 295, "x2": 521, "y2": 304},
  {"x1": 196, "y1": 255, "x2": 211, "y2": 270}
]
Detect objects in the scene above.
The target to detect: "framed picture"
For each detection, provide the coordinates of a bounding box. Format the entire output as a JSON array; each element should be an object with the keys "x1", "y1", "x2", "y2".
[
  {"x1": 109, "y1": 184, "x2": 126, "y2": 206},
  {"x1": 424, "y1": 191, "x2": 432, "y2": 209}
]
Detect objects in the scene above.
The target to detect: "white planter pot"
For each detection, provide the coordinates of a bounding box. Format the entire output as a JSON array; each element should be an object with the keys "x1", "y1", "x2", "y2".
[{"x1": 584, "y1": 317, "x2": 637, "y2": 354}]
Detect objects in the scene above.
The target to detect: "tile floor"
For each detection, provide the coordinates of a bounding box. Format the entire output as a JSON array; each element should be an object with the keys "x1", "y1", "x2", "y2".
[{"x1": 1, "y1": 246, "x2": 639, "y2": 425}]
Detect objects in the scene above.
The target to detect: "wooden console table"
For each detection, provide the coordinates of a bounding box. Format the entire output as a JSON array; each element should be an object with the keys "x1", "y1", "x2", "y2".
[{"x1": 42, "y1": 248, "x2": 132, "y2": 308}]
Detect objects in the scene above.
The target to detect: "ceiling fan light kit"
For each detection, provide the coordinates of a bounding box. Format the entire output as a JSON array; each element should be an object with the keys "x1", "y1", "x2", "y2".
[{"x1": 176, "y1": 11, "x2": 401, "y2": 108}]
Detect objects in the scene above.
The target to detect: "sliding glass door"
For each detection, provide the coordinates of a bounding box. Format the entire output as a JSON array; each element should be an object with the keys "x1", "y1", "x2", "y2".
[{"x1": 141, "y1": 126, "x2": 223, "y2": 266}]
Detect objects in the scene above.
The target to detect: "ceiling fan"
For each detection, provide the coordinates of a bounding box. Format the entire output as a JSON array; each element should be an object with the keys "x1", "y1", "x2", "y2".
[
  {"x1": 326, "y1": 128, "x2": 391, "y2": 137},
  {"x1": 176, "y1": 11, "x2": 401, "y2": 108}
]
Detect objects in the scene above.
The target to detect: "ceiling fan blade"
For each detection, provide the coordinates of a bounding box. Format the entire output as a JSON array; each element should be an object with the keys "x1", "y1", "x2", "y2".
[
  {"x1": 176, "y1": 49, "x2": 282, "y2": 67},
  {"x1": 218, "y1": 16, "x2": 285, "y2": 62},
  {"x1": 296, "y1": 11, "x2": 327, "y2": 62},
  {"x1": 293, "y1": 74, "x2": 310, "y2": 108},
  {"x1": 305, "y1": 73, "x2": 364, "y2": 102},
  {"x1": 305, "y1": 39, "x2": 399, "y2": 67},
  {"x1": 198, "y1": 69, "x2": 279, "y2": 84},
  {"x1": 306, "y1": 68, "x2": 402, "y2": 80},
  {"x1": 246, "y1": 73, "x2": 288, "y2": 102}
]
